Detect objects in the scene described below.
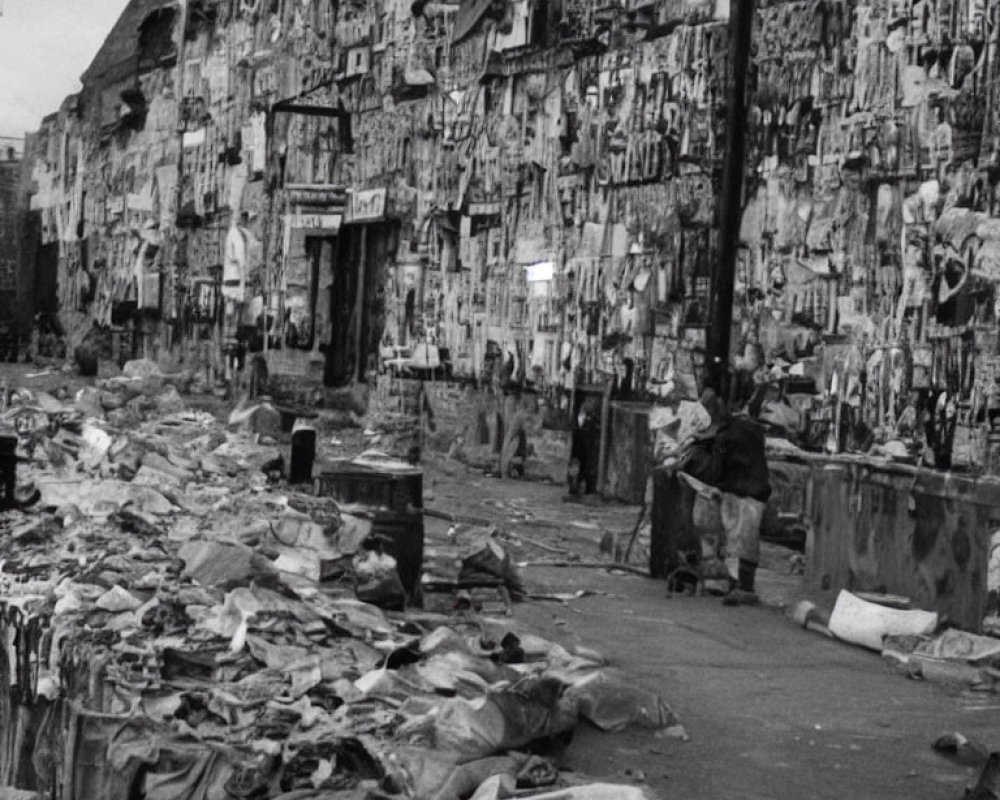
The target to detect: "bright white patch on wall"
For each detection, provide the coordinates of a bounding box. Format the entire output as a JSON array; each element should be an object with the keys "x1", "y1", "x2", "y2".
[{"x1": 526, "y1": 261, "x2": 554, "y2": 283}]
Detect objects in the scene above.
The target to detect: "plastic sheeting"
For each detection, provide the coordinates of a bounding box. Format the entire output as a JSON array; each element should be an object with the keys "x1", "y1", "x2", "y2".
[{"x1": 828, "y1": 590, "x2": 939, "y2": 652}]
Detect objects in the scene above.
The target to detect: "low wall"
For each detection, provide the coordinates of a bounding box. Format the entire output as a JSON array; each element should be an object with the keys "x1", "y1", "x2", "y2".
[
  {"x1": 604, "y1": 402, "x2": 652, "y2": 505},
  {"x1": 807, "y1": 459, "x2": 1000, "y2": 632},
  {"x1": 650, "y1": 452, "x2": 1000, "y2": 632},
  {"x1": 769, "y1": 454, "x2": 1000, "y2": 633}
]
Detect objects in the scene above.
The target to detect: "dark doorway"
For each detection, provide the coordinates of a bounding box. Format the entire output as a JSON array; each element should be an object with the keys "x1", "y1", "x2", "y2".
[
  {"x1": 291, "y1": 236, "x2": 328, "y2": 352},
  {"x1": 35, "y1": 241, "x2": 60, "y2": 324},
  {"x1": 326, "y1": 231, "x2": 357, "y2": 388},
  {"x1": 14, "y1": 211, "x2": 42, "y2": 339},
  {"x1": 325, "y1": 222, "x2": 397, "y2": 387}
]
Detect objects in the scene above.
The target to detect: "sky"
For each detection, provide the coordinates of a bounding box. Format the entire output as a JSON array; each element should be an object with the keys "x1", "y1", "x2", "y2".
[{"x1": 0, "y1": 0, "x2": 131, "y2": 138}]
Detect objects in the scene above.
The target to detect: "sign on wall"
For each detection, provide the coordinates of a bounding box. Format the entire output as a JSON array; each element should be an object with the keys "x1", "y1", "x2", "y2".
[
  {"x1": 288, "y1": 212, "x2": 342, "y2": 233},
  {"x1": 344, "y1": 188, "x2": 387, "y2": 224}
]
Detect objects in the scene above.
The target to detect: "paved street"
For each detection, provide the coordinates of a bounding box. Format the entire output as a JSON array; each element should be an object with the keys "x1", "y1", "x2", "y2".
[{"x1": 425, "y1": 459, "x2": 1000, "y2": 800}]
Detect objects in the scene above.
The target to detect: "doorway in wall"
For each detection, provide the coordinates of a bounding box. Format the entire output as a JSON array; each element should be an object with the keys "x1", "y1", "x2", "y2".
[{"x1": 325, "y1": 222, "x2": 398, "y2": 387}]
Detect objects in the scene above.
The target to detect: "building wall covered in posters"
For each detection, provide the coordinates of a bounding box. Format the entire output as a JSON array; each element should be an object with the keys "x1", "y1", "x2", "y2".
[
  {"x1": 24, "y1": 0, "x2": 730, "y2": 400},
  {"x1": 740, "y1": 1, "x2": 1000, "y2": 467},
  {"x1": 22, "y1": 0, "x2": 1000, "y2": 462}
]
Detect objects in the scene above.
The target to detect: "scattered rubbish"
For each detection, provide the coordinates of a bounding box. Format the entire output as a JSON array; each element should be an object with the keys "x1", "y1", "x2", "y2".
[
  {"x1": 912, "y1": 628, "x2": 1000, "y2": 666},
  {"x1": 460, "y1": 538, "x2": 527, "y2": 600},
  {"x1": 179, "y1": 540, "x2": 270, "y2": 587},
  {"x1": 624, "y1": 767, "x2": 647, "y2": 782},
  {"x1": 565, "y1": 669, "x2": 679, "y2": 732},
  {"x1": 0, "y1": 383, "x2": 680, "y2": 800},
  {"x1": 527, "y1": 589, "x2": 609, "y2": 604},
  {"x1": 354, "y1": 549, "x2": 407, "y2": 610},
  {"x1": 79, "y1": 424, "x2": 112, "y2": 469},
  {"x1": 883, "y1": 628, "x2": 1000, "y2": 690},
  {"x1": 95, "y1": 585, "x2": 143, "y2": 613},
  {"x1": 828, "y1": 590, "x2": 938, "y2": 652},
  {"x1": 932, "y1": 732, "x2": 990, "y2": 768},
  {"x1": 504, "y1": 530, "x2": 570, "y2": 556}
]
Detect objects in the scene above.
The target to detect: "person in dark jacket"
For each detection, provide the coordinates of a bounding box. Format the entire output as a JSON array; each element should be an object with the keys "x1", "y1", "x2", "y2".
[{"x1": 680, "y1": 389, "x2": 771, "y2": 604}]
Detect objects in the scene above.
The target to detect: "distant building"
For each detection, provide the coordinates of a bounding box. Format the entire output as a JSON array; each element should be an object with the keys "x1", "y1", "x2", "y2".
[{"x1": 0, "y1": 138, "x2": 25, "y2": 359}]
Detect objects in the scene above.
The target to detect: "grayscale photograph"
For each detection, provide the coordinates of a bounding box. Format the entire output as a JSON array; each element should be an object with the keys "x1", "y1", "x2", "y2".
[{"x1": 0, "y1": 1, "x2": 999, "y2": 798}]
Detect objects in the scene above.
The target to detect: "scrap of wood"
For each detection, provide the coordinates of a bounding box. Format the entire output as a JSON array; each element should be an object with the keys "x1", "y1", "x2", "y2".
[
  {"x1": 424, "y1": 507, "x2": 493, "y2": 526},
  {"x1": 500, "y1": 531, "x2": 570, "y2": 555},
  {"x1": 527, "y1": 589, "x2": 607, "y2": 603},
  {"x1": 519, "y1": 559, "x2": 649, "y2": 577},
  {"x1": 425, "y1": 509, "x2": 575, "y2": 555}
]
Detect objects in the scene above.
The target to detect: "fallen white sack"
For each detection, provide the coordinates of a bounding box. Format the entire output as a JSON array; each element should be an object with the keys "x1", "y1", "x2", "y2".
[{"x1": 828, "y1": 589, "x2": 938, "y2": 652}]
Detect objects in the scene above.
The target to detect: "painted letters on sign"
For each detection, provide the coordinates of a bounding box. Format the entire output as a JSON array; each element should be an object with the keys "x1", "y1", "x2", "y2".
[{"x1": 288, "y1": 213, "x2": 343, "y2": 232}]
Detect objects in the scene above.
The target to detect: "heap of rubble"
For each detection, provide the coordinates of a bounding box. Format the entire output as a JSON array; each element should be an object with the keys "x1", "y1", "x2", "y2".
[{"x1": 0, "y1": 362, "x2": 677, "y2": 800}]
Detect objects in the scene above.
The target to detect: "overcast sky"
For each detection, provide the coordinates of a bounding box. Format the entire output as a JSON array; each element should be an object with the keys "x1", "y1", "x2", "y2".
[{"x1": 0, "y1": 0, "x2": 131, "y2": 138}]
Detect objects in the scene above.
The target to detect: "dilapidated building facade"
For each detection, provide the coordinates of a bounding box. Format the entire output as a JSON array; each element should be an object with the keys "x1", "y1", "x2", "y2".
[
  {"x1": 22, "y1": 0, "x2": 1000, "y2": 466},
  {"x1": 0, "y1": 136, "x2": 30, "y2": 359},
  {"x1": 25, "y1": 0, "x2": 729, "y2": 400}
]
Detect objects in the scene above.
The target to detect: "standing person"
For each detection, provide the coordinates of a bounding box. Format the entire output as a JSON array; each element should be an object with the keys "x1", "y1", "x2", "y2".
[
  {"x1": 499, "y1": 395, "x2": 546, "y2": 478},
  {"x1": 568, "y1": 394, "x2": 602, "y2": 496},
  {"x1": 680, "y1": 389, "x2": 772, "y2": 604}
]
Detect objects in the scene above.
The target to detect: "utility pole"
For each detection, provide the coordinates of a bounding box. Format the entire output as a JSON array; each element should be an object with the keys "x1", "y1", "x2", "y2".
[
  {"x1": 706, "y1": 0, "x2": 755, "y2": 400},
  {"x1": 174, "y1": 0, "x2": 191, "y2": 231}
]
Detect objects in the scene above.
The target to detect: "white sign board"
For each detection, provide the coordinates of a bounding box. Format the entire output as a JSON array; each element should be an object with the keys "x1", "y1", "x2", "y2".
[
  {"x1": 345, "y1": 188, "x2": 387, "y2": 224},
  {"x1": 288, "y1": 212, "x2": 342, "y2": 233}
]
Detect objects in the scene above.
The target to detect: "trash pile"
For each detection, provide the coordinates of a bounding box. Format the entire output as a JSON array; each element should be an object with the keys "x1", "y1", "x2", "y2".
[
  {"x1": 790, "y1": 589, "x2": 1000, "y2": 695},
  {"x1": 0, "y1": 370, "x2": 678, "y2": 800}
]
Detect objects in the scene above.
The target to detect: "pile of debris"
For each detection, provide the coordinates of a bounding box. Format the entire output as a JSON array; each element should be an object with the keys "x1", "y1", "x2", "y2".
[
  {"x1": 0, "y1": 372, "x2": 678, "y2": 800},
  {"x1": 790, "y1": 590, "x2": 1000, "y2": 695}
]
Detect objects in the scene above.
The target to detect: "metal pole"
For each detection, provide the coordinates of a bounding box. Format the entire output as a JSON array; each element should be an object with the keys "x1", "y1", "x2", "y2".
[
  {"x1": 172, "y1": 0, "x2": 191, "y2": 365},
  {"x1": 706, "y1": 0, "x2": 755, "y2": 399},
  {"x1": 174, "y1": 0, "x2": 190, "y2": 221},
  {"x1": 262, "y1": 111, "x2": 274, "y2": 362}
]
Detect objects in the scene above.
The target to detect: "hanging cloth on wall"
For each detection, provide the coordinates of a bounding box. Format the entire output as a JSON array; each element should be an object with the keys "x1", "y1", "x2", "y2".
[
  {"x1": 223, "y1": 224, "x2": 250, "y2": 302},
  {"x1": 133, "y1": 223, "x2": 162, "y2": 312}
]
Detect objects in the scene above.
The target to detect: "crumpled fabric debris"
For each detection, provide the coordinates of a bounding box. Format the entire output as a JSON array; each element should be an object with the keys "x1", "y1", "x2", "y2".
[
  {"x1": 179, "y1": 540, "x2": 274, "y2": 588},
  {"x1": 563, "y1": 669, "x2": 679, "y2": 732},
  {"x1": 394, "y1": 676, "x2": 577, "y2": 762},
  {"x1": 457, "y1": 533, "x2": 526, "y2": 600},
  {"x1": 354, "y1": 550, "x2": 406, "y2": 610},
  {"x1": 829, "y1": 589, "x2": 939, "y2": 651}
]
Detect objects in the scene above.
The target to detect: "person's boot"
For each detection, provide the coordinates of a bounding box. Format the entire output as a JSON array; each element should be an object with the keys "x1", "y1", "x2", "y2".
[{"x1": 723, "y1": 559, "x2": 759, "y2": 606}]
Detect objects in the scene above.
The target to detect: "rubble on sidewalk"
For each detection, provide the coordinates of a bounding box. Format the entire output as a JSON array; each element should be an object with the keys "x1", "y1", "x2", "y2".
[
  {"x1": 827, "y1": 590, "x2": 939, "y2": 652},
  {"x1": 788, "y1": 590, "x2": 1000, "y2": 695},
  {"x1": 0, "y1": 387, "x2": 676, "y2": 800}
]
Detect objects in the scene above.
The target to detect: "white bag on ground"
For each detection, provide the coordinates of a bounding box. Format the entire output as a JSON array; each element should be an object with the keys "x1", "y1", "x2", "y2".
[{"x1": 828, "y1": 590, "x2": 938, "y2": 652}]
